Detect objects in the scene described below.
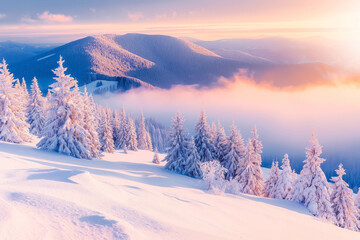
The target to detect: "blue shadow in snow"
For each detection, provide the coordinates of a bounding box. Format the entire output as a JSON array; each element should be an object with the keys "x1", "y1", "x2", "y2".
[{"x1": 27, "y1": 168, "x2": 83, "y2": 184}]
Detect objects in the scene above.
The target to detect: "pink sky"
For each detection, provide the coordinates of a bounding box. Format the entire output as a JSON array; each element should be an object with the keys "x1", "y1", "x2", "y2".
[{"x1": 0, "y1": 0, "x2": 360, "y2": 42}]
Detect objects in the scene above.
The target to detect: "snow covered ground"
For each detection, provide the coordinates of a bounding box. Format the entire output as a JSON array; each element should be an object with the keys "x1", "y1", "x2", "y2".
[
  {"x1": 0, "y1": 140, "x2": 358, "y2": 240},
  {"x1": 79, "y1": 80, "x2": 118, "y2": 94}
]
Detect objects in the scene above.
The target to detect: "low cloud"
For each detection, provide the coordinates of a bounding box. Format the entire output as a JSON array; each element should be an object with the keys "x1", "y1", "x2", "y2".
[
  {"x1": 20, "y1": 16, "x2": 37, "y2": 23},
  {"x1": 128, "y1": 12, "x2": 143, "y2": 21},
  {"x1": 95, "y1": 75, "x2": 360, "y2": 164},
  {"x1": 38, "y1": 11, "x2": 73, "y2": 23},
  {"x1": 0, "y1": 14, "x2": 6, "y2": 19}
]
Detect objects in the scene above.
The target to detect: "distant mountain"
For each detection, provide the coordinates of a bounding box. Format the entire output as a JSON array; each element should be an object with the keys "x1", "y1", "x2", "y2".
[
  {"x1": 7, "y1": 34, "x2": 343, "y2": 92},
  {"x1": 10, "y1": 34, "x2": 246, "y2": 91},
  {"x1": 194, "y1": 37, "x2": 338, "y2": 65},
  {"x1": 0, "y1": 41, "x2": 57, "y2": 65}
]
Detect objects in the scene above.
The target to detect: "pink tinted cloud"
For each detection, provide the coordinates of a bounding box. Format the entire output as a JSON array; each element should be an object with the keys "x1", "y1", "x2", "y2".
[
  {"x1": 0, "y1": 14, "x2": 6, "y2": 19},
  {"x1": 128, "y1": 12, "x2": 143, "y2": 21},
  {"x1": 38, "y1": 11, "x2": 73, "y2": 23}
]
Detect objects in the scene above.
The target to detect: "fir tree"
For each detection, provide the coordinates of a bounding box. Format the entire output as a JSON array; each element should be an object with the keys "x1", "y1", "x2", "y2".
[
  {"x1": 273, "y1": 154, "x2": 293, "y2": 199},
  {"x1": 138, "y1": 112, "x2": 148, "y2": 150},
  {"x1": 164, "y1": 112, "x2": 189, "y2": 173},
  {"x1": 237, "y1": 139, "x2": 264, "y2": 196},
  {"x1": 153, "y1": 148, "x2": 160, "y2": 164},
  {"x1": 330, "y1": 164, "x2": 360, "y2": 231},
  {"x1": 355, "y1": 188, "x2": 360, "y2": 213},
  {"x1": 210, "y1": 122, "x2": 217, "y2": 141},
  {"x1": 21, "y1": 77, "x2": 29, "y2": 106},
  {"x1": 82, "y1": 86, "x2": 100, "y2": 158},
  {"x1": 127, "y1": 117, "x2": 138, "y2": 151},
  {"x1": 251, "y1": 126, "x2": 263, "y2": 173},
  {"x1": 45, "y1": 89, "x2": 52, "y2": 110},
  {"x1": 183, "y1": 137, "x2": 202, "y2": 178},
  {"x1": 99, "y1": 108, "x2": 115, "y2": 153},
  {"x1": 0, "y1": 59, "x2": 31, "y2": 143},
  {"x1": 27, "y1": 77, "x2": 46, "y2": 136},
  {"x1": 115, "y1": 105, "x2": 129, "y2": 149},
  {"x1": 194, "y1": 110, "x2": 215, "y2": 162},
  {"x1": 222, "y1": 122, "x2": 246, "y2": 180},
  {"x1": 146, "y1": 131, "x2": 153, "y2": 151},
  {"x1": 37, "y1": 56, "x2": 94, "y2": 159},
  {"x1": 264, "y1": 161, "x2": 280, "y2": 198},
  {"x1": 213, "y1": 121, "x2": 228, "y2": 163},
  {"x1": 287, "y1": 132, "x2": 334, "y2": 220},
  {"x1": 112, "y1": 110, "x2": 121, "y2": 147}
]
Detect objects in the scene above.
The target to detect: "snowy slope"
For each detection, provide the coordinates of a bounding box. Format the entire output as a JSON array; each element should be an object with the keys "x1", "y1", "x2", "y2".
[
  {"x1": 79, "y1": 80, "x2": 118, "y2": 94},
  {"x1": 0, "y1": 140, "x2": 357, "y2": 239}
]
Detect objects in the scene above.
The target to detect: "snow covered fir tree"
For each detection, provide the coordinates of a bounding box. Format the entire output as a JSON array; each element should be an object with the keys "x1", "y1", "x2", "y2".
[
  {"x1": 213, "y1": 121, "x2": 228, "y2": 164},
  {"x1": 264, "y1": 161, "x2": 280, "y2": 198},
  {"x1": 98, "y1": 107, "x2": 115, "y2": 153},
  {"x1": 273, "y1": 154, "x2": 294, "y2": 199},
  {"x1": 330, "y1": 164, "x2": 360, "y2": 231},
  {"x1": 194, "y1": 110, "x2": 216, "y2": 163},
  {"x1": 164, "y1": 112, "x2": 190, "y2": 174},
  {"x1": 287, "y1": 132, "x2": 334, "y2": 221},
  {"x1": 137, "y1": 112, "x2": 150, "y2": 150},
  {"x1": 221, "y1": 122, "x2": 245, "y2": 180},
  {"x1": 27, "y1": 77, "x2": 47, "y2": 136},
  {"x1": 0, "y1": 59, "x2": 32, "y2": 143},
  {"x1": 37, "y1": 56, "x2": 97, "y2": 159}
]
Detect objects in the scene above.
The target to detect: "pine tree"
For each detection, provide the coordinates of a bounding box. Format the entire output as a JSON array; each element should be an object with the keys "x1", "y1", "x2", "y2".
[
  {"x1": 355, "y1": 188, "x2": 360, "y2": 213},
  {"x1": 194, "y1": 110, "x2": 215, "y2": 162},
  {"x1": 127, "y1": 117, "x2": 138, "y2": 151},
  {"x1": 222, "y1": 122, "x2": 246, "y2": 180},
  {"x1": 45, "y1": 89, "x2": 52, "y2": 110},
  {"x1": 82, "y1": 86, "x2": 100, "y2": 158},
  {"x1": 213, "y1": 121, "x2": 228, "y2": 163},
  {"x1": 0, "y1": 59, "x2": 31, "y2": 143},
  {"x1": 273, "y1": 154, "x2": 293, "y2": 199},
  {"x1": 153, "y1": 148, "x2": 160, "y2": 164},
  {"x1": 27, "y1": 77, "x2": 46, "y2": 136},
  {"x1": 112, "y1": 110, "x2": 121, "y2": 147},
  {"x1": 287, "y1": 132, "x2": 334, "y2": 220},
  {"x1": 251, "y1": 126, "x2": 263, "y2": 174},
  {"x1": 138, "y1": 112, "x2": 148, "y2": 150},
  {"x1": 165, "y1": 112, "x2": 189, "y2": 173},
  {"x1": 99, "y1": 108, "x2": 115, "y2": 153},
  {"x1": 146, "y1": 131, "x2": 153, "y2": 151},
  {"x1": 330, "y1": 164, "x2": 360, "y2": 231},
  {"x1": 183, "y1": 137, "x2": 202, "y2": 178},
  {"x1": 264, "y1": 161, "x2": 280, "y2": 198},
  {"x1": 115, "y1": 105, "x2": 129, "y2": 149},
  {"x1": 237, "y1": 139, "x2": 264, "y2": 196},
  {"x1": 210, "y1": 122, "x2": 217, "y2": 141},
  {"x1": 37, "y1": 56, "x2": 94, "y2": 159},
  {"x1": 123, "y1": 145, "x2": 128, "y2": 154},
  {"x1": 21, "y1": 77, "x2": 29, "y2": 106}
]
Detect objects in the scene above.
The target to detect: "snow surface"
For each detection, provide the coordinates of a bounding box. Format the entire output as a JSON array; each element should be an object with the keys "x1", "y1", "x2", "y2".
[
  {"x1": 79, "y1": 80, "x2": 118, "y2": 94},
  {"x1": 0, "y1": 140, "x2": 358, "y2": 239}
]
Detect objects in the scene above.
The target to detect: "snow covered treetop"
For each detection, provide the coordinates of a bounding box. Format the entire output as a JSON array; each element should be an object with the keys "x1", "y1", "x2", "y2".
[
  {"x1": 331, "y1": 164, "x2": 347, "y2": 185},
  {"x1": 305, "y1": 131, "x2": 325, "y2": 165}
]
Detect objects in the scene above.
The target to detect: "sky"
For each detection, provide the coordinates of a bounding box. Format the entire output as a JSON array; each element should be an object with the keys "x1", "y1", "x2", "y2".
[{"x1": 0, "y1": 0, "x2": 360, "y2": 42}]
